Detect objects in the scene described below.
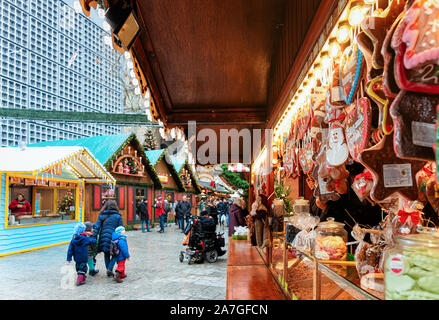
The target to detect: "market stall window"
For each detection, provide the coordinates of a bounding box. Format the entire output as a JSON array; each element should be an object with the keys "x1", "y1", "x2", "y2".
[
  {"x1": 92, "y1": 184, "x2": 124, "y2": 210},
  {"x1": 7, "y1": 182, "x2": 78, "y2": 227}
]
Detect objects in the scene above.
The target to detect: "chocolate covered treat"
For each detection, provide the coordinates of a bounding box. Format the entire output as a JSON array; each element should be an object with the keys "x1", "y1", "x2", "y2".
[
  {"x1": 361, "y1": 0, "x2": 406, "y2": 69},
  {"x1": 390, "y1": 90, "x2": 439, "y2": 161},
  {"x1": 358, "y1": 133, "x2": 426, "y2": 202}
]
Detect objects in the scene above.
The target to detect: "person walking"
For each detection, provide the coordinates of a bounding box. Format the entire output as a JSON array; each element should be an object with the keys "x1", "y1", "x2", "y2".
[
  {"x1": 111, "y1": 226, "x2": 130, "y2": 283},
  {"x1": 228, "y1": 197, "x2": 247, "y2": 236},
  {"x1": 154, "y1": 194, "x2": 166, "y2": 233},
  {"x1": 67, "y1": 223, "x2": 97, "y2": 286},
  {"x1": 137, "y1": 198, "x2": 151, "y2": 232},
  {"x1": 207, "y1": 199, "x2": 219, "y2": 226},
  {"x1": 176, "y1": 195, "x2": 192, "y2": 232},
  {"x1": 92, "y1": 200, "x2": 123, "y2": 277}
]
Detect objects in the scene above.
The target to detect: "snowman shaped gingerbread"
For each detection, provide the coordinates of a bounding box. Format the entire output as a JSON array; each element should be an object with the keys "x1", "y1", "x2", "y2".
[{"x1": 326, "y1": 124, "x2": 349, "y2": 167}]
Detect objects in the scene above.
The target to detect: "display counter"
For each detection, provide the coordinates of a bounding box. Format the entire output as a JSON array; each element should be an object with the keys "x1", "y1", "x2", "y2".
[
  {"x1": 260, "y1": 232, "x2": 384, "y2": 300},
  {"x1": 226, "y1": 238, "x2": 286, "y2": 300}
]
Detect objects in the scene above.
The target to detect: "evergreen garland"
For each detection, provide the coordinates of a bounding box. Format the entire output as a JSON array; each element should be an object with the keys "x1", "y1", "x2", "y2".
[{"x1": 221, "y1": 164, "x2": 249, "y2": 207}]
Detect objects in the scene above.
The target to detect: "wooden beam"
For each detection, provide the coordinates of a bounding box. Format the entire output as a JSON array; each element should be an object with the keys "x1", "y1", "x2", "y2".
[{"x1": 266, "y1": 0, "x2": 340, "y2": 129}]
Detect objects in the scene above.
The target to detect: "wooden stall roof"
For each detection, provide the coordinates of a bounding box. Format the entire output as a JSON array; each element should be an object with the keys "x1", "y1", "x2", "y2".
[
  {"x1": 27, "y1": 134, "x2": 161, "y2": 188},
  {"x1": 79, "y1": 0, "x2": 340, "y2": 163},
  {"x1": 144, "y1": 149, "x2": 185, "y2": 191}
]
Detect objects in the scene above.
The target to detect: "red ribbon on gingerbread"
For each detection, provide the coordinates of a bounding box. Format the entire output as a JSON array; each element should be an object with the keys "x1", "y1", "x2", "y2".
[{"x1": 397, "y1": 210, "x2": 420, "y2": 226}]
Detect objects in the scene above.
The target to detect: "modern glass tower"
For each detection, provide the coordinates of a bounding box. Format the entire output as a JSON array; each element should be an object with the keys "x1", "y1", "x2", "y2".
[{"x1": 0, "y1": 0, "x2": 124, "y2": 146}]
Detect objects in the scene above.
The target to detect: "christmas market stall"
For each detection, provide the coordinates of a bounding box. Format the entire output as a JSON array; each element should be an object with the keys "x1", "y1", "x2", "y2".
[
  {"x1": 144, "y1": 149, "x2": 185, "y2": 219},
  {"x1": 169, "y1": 155, "x2": 201, "y2": 214},
  {"x1": 28, "y1": 134, "x2": 162, "y2": 225},
  {"x1": 0, "y1": 146, "x2": 115, "y2": 256},
  {"x1": 248, "y1": 0, "x2": 439, "y2": 301}
]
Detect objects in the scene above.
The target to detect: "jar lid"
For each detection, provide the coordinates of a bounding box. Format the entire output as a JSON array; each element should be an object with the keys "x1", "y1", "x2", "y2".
[
  {"x1": 294, "y1": 197, "x2": 309, "y2": 206},
  {"x1": 317, "y1": 217, "x2": 345, "y2": 229},
  {"x1": 395, "y1": 233, "x2": 439, "y2": 248}
]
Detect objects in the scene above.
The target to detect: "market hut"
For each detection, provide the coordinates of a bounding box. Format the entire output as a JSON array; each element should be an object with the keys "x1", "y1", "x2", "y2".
[
  {"x1": 169, "y1": 156, "x2": 201, "y2": 214},
  {"x1": 0, "y1": 146, "x2": 115, "y2": 257},
  {"x1": 27, "y1": 134, "x2": 162, "y2": 225},
  {"x1": 144, "y1": 149, "x2": 185, "y2": 219}
]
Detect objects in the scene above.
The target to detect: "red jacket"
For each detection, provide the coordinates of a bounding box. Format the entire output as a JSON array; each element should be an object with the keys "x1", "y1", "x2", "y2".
[
  {"x1": 155, "y1": 198, "x2": 165, "y2": 216},
  {"x1": 9, "y1": 200, "x2": 32, "y2": 217}
]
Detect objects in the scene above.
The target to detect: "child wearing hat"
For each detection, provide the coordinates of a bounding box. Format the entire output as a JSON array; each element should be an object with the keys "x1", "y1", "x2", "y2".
[
  {"x1": 67, "y1": 223, "x2": 97, "y2": 286},
  {"x1": 84, "y1": 221, "x2": 99, "y2": 276},
  {"x1": 111, "y1": 226, "x2": 130, "y2": 283}
]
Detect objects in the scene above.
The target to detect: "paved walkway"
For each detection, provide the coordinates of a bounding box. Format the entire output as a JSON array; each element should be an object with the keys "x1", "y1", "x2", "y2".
[{"x1": 0, "y1": 223, "x2": 229, "y2": 300}]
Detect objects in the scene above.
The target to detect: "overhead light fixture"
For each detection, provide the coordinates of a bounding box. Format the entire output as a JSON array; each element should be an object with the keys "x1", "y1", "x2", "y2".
[
  {"x1": 105, "y1": 2, "x2": 141, "y2": 50},
  {"x1": 336, "y1": 20, "x2": 350, "y2": 44},
  {"x1": 328, "y1": 37, "x2": 341, "y2": 58},
  {"x1": 348, "y1": 1, "x2": 366, "y2": 27}
]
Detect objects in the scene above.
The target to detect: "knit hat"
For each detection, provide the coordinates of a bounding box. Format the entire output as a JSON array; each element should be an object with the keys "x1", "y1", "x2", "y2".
[
  {"x1": 84, "y1": 221, "x2": 93, "y2": 231},
  {"x1": 115, "y1": 226, "x2": 125, "y2": 235},
  {"x1": 73, "y1": 223, "x2": 86, "y2": 235}
]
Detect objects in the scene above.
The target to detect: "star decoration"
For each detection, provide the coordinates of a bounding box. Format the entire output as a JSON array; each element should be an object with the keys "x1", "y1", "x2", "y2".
[
  {"x1": 361, "y1": 0, "x2": 406, "y2": 69},
  {"x1": 358, "y1": 133, "x2": 426, "y2": 202}
]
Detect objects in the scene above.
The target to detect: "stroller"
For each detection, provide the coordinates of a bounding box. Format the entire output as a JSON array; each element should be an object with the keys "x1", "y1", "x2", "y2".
[{"x1": 180, "y1": 214, "x2": 226, "y2": 264}]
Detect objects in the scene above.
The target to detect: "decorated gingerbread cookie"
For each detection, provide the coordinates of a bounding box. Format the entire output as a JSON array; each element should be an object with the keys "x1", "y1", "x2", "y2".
[
  {"x1": 361, "y1": 0, "x2": 406, "y2": 69},
  {"x1": 357, "y1": 31, "x2": 383, "y2": 81},
  {"x1": 389, "y1": 90, "x2": 439, "y2": 161},
  {"x1": 366, "y1": 76, "x2": 394, "y2": 135},
  {"x1": 382, "y1": 12, "x2": 405, "y2": 98},
  {"x1": 298, "y1": 105, "x2": 313, "y2": 140},
  {"x1": 339, "y1": 44, "x2": 365, "y2": 104},
  {"x1": 326, "y1": 124, "x2": 349, "y2": 167},
  {"x1": 344, "y1": 97, "x2": 372, "y2": 162},
  {"x1": 329, "y1": 63, "x2": 347, "y2": 107},
  {"x1": 358, "y1": 133, "x2": 426, "y2": 202},
  {"x1": 298, "y1": 142, "x2": 314, "y2": 175}
]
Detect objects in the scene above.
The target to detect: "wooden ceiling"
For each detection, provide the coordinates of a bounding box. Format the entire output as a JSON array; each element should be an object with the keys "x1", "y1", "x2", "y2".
[{"x1": 131, "y1": 0, "x2": 330, "y2": 127}]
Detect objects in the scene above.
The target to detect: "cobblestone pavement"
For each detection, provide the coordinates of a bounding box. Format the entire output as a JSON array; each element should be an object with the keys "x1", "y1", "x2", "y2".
[{"x1": 0, "y1": 223, "x2": 229, "y2": 300}]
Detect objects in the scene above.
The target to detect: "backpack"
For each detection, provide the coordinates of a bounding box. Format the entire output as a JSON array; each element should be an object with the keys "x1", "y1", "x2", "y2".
[{"x1": 109, "y1": 239, "x2": 120, "y2": 257}]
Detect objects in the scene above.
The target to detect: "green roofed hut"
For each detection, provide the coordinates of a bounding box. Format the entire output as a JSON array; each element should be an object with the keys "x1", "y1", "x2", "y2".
[
  {"x1": 144, "y1": 149, "x2": 185, "y2": 220},
  {"x1": 169, "y1": 155, "x2": 201, "y2": 215},
  {"x1": 28, "y1": 134, "x2": 161, "y2": 225}
]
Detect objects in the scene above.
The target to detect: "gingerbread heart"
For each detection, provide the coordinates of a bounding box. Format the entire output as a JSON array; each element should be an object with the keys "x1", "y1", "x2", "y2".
[
  {"x1": 402, "y1": 0, "x2": 439, "y2": 71},
  {"x1": 358, "y1": 133, "x2": 426, "y2": 201},
  {"x1": 361, "y1": 0, "x2": 406, "y2": 69},
  {"x1": 329, "y1": 63, "x2": 347, "y2": 107},
  {"x1": 389, "y1": 90, "x2": 439, "y2": 161},
  {"x1": 298, "y1": 105, "x2": 312, "y2": 140},
  {"x1": 298, "y1": 142, "x2": 314, "y2": 175},
  {"x1": 344, "y1": 97, "x2": 372, "y2": 162},
  {"x1": 339, "y1": 44, "x2": 365, "y2": 104}
]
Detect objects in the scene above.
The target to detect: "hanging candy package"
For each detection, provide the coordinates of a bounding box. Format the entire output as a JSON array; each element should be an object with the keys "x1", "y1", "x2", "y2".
[{"x1": 290, "y1": 213, "x2": 320, "y2": 253}]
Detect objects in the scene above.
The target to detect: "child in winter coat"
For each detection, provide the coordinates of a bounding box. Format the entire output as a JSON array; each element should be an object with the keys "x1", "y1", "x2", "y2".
[
  {"x1": 84, "y1": 221, "x2": 99, "y2": 276},
  {"x1": 111, "y1": 226, "x2": 130, "y2": 283},
  {"x1": 67, "y1": 223, "x2": 97, "y2": 286}
]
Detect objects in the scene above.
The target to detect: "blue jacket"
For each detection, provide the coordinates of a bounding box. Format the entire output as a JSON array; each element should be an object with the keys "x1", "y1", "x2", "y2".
[
  {"x1": 111, "y1": 232, "x2": 130, "y2": 262},
  {"x1": 93, "y1": 210, "x2": 123, "y2": 253},
  {"x1": 67, "y1": 233, "x2": 97, "y2": 263}
]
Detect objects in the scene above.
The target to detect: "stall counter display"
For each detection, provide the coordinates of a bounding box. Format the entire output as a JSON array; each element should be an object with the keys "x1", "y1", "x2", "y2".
[{"x1": 385, "y1": 233, "x2": 439, "y2": 300}]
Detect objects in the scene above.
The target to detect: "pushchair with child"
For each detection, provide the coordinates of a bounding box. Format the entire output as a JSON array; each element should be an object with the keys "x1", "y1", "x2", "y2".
[{"x1": 179, "y1": 214, "x2": 226, "y2": 264}]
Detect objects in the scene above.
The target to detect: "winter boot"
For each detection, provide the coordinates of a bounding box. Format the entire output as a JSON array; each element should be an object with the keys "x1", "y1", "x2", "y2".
[
  {"x1": 106, "y1": 270, "x2": 114, "y2": 277},
  {"x1": 76, "y1": 274, "x2": 86, "y2": 286},
  {"x1": 114, "y1": 271, "x2": 123, "y2": 283},
  {"x1": 89, "y1": 269, "x2": 99, "y2": 276}
]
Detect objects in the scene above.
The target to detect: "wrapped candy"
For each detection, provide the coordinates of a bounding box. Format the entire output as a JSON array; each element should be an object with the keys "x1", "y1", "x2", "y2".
[
  {"x1": 290, "y1": 213, "x2": 320, "y2": 252},
  {"x1": 352, "y1": 169, "x2": 374, "y2": 201}
]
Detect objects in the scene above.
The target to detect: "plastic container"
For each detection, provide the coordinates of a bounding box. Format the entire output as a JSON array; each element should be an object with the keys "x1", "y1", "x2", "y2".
[
  {"x1": 314, "y1": 217, "x2": 348, "y2": 261},
  {"x1": 384, "y1": 233, "x2": 439, "y2": 300}
]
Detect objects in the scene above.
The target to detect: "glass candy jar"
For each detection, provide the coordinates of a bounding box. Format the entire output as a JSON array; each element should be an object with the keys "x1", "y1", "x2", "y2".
[
  {"x1": 384, "y1": 233, "x2": 439, "y2": 300},
  {"x1": 314, "y1": 217, "x2": 348, "y2": 261}
]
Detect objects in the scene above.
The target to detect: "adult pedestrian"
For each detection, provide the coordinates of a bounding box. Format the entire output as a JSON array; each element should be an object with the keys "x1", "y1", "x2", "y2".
[
  {"x1": 175, "y1": 195, "x2": 192, "y2": 232},
  {"x1": 228, "y1": 197, "x2": 247, "y2": 236},
  {"x1": 154, "y1": 194, "x2": 166, "y2": 233},
  {"x1": 207, "y1": 199, "x2": 218, "y2": 226},
  {"x1": 198, "y1": 199, "x2": 206, "y2": 215},
  {"x1": 92, "y1": 200, "x2": 123, "y2": 277},
  {"x1": 137, "y1": 197, "x2": 151, "y2": 232},
  {"x1": 217, "y1": 198, "x2": 229, "y2": 227}
]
